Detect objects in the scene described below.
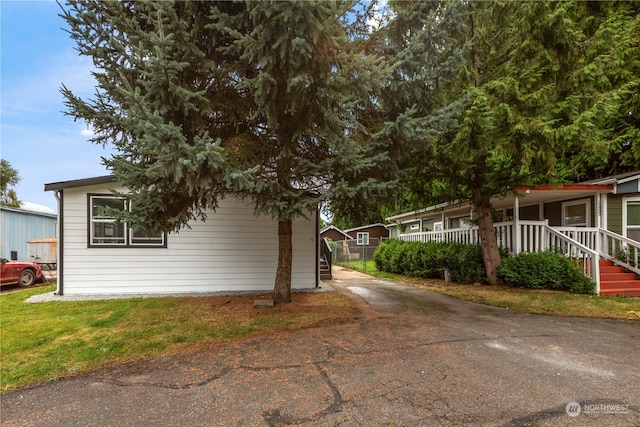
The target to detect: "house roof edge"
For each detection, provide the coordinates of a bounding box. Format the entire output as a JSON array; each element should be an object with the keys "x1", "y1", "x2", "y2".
[{"x1": 44, "y1": 175, "x2": 117, "y2": 191}]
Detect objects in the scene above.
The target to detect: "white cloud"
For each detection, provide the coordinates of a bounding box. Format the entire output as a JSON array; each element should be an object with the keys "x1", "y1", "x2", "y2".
[
  {"x1": 80, "y1": 124, "x2": 95, "y2": 137},
  {"x1": 20, "y1": 201, "x2": 56, "y2": 214}
]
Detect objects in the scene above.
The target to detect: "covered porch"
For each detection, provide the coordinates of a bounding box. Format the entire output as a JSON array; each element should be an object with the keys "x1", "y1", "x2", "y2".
[{"x1": 386, "y1": 181, "x2": 640, "y2": 296}]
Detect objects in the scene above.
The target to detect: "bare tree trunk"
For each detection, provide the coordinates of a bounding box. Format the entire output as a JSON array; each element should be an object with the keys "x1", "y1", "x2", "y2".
[
  {"x1": 273, "y1": 218, "x2": 293, "y2": 303},
  {"x1": 473, "y1": 189, "x2": 503, "y2": 286}
]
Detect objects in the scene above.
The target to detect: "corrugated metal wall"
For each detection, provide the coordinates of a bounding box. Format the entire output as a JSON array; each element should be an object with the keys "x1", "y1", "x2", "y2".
[{"x1": 0, "y1": 207, "x2": 57, "y2": 261}]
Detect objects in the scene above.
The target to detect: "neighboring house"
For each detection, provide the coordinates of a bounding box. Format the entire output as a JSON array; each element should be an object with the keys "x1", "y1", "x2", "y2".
[
  {"x1": 386, "y1": 171, "x2": 640, "y2": 296},
  {"x1": 343, "y1": 223, "x2": 389, "y2": 246},
  {"x1": 44, "y1": 175, "x2": 320, "y2": 296},
  {"x1": 320, "y1": 223, "x2": 390, "y2": 246},
  {"x1": 320, "y1": 225, "x2": 351, "y2": 242},
  {"x1": 327, "y1": 223, "x2": 390, "y2": 263},
  {"x1": 0, "y1": 206, "x2": 57, "y2": 261}
]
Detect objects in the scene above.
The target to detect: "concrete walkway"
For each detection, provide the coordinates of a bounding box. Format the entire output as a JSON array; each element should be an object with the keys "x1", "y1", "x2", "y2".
[{"x1": 2, "y1": 266, "x2": 639, "y2": 426}]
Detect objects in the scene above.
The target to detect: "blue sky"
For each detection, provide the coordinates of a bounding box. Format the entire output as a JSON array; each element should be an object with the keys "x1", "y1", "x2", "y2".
[{"x1": 1, "y1": 1, "x2": 113, "y2": 213}]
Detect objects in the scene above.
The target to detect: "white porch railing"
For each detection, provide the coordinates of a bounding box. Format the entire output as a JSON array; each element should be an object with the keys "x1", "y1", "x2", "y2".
[
  {"x1": 554, "y1": 227, "x2": 598, "y2": 251},
  {"x1": 598, "y1": 229, "x2": 640, "y2": 276},
  {"x1": 400, "y1": 220, "x2": 575, "y2": 253},
  {"x1": 545, "y1": 226, "x2": 600, "y2": 295},
  {"x1": 398, "y1": 220, "x2": 602, "y2": 294}
]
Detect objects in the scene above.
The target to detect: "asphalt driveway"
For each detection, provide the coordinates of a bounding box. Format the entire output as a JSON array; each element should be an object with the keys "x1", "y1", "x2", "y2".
[{"x1": 2, "y1": 266, "x2": 639, "y2": 426}]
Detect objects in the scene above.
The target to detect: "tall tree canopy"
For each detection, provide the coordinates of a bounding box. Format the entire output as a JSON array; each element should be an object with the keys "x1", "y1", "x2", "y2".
[
  {"x1": 374, "y1": 0, "x2": 640, "y2": 285},
  {"x1": 0, "y1": 159, "x2": 21, "y2": 208},
  {"x1": 558, "y1": 1, "x2": 640, "y2": 179},
  {"x1": 61, "y1": 0, "x2": 391, "y2": 303}
]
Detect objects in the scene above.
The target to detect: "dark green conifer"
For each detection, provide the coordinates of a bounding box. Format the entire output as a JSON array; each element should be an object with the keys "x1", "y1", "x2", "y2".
[{"x1": 61, "y1": 0, "x2": 390, "y2": 303}]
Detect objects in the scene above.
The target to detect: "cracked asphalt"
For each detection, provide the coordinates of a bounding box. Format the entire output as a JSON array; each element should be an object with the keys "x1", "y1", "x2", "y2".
[{"x1": 2, "y1": 266, "x2": 639, "y2": 427}]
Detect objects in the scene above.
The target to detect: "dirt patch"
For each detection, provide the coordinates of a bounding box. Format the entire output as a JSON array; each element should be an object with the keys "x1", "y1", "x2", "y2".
[
  {"x1": 175, "y1": 290, "x2": 360, "y2": 332},
  {"x1": 330, "y1": 266, "x2": 377, "y2": 281}
]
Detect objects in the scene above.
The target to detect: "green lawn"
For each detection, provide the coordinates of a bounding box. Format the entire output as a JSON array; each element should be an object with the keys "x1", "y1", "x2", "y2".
[
  {"x1": 0, "y1": 285, "x2": 355, "y2": 393},
  {"x1": 335, "y1": 261, "x2": 640, "y2": 320}
]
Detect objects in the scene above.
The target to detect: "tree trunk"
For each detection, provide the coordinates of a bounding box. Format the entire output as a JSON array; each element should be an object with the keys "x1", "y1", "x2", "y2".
[
  {"x1": 473, "y1": 189, "x2": 503, "y2": 286},
  {"x1": 273, "y1": 218, "x2": 293, "y2": 304}
]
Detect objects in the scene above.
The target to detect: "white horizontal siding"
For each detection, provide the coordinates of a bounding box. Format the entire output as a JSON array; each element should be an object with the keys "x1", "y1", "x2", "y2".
[{"x1": 60, "y1": 184, "x2": 316, "y2": 295}]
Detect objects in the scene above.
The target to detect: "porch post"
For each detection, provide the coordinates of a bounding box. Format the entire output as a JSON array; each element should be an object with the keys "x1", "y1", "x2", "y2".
[
  {"x1": 595, "y1": 192, "x2": 603, "y2": 254},
  {"x1": 538, "y1": 202, "x2": 544, "y2": 221},
  {"x1": 513, "y1": 195, "x2": 520, "y2": 254},
  {"x1": 601, "y1": 192, "x2": 608, "y2": 229}
]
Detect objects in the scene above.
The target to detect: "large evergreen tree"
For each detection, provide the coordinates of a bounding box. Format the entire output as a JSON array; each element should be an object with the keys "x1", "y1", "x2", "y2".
[
  {"x1": 378, "y1": 1, "x2": 639, "y2": 285},
  {"x1": 558, "y1": 1, "x2": 640, "y2": 179},
  {"x1": 61, "y1": 0, "x2": 390, "y2": 303},
  {"x1": 380, "y1": 1, "x2": 589, "y2": 284}
]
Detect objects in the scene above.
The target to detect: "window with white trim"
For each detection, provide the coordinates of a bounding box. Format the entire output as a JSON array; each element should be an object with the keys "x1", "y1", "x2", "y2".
[
  {"x1": 89, "y1": 195, "x2": 166, "y2": 247},
  {"x1": 562, "y1": 198, "x2": 590, "y2": 226},
  {"x1": 356, "y1": 232, "x2": 369, "y2": 245},
  {"x1": 623, "y1": 197, "x2": 640, "y2": 243}
]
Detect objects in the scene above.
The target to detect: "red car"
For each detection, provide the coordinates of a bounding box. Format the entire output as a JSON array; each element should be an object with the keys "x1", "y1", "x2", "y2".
[{"x1": 0, "y1": 257, "x2": 44, "y2": 287}]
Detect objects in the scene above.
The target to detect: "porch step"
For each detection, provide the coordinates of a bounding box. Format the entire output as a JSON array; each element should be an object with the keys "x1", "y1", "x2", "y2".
[
  {"x1": 599, "y1": 265, "x2": 627, "y2": 274},
  {"x1": 599, "y1": 260, "x2": 640, "y2": 297},
  {"x1": 320, "y1": 258, "x2": 332, "y2": 280}
]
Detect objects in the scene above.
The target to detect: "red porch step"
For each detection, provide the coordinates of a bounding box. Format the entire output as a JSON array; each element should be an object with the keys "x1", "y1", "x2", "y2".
[{"x1": 599, "y1": 260, "x2": 640, "y2": 297}]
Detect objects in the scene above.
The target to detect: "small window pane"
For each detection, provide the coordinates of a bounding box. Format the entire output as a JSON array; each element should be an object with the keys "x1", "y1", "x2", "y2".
[
  {"x1": 627, "y1": 229, "x2": 640, "y2": 243},
  {"x1": 565, "y1": 204, "x2": 587, "y2": 226},
  {"x1": 91, "y1": 196, "x2": 126, "y2": 245},
  {"x1": 357, "y1": 232, "x2": 369, "y2": 245},
  {"x1": 627, "y1": 202, "x2": 640, "y2": 226},
  {"x1": 92, "y1": 198, "x2": 125, "y2": 220},
  {"x1": 93, "y1": 222, "x2": 125, "y2": 244},
  {"x1": 131, "y1": 225, "x2": 164, "y2": 245}
]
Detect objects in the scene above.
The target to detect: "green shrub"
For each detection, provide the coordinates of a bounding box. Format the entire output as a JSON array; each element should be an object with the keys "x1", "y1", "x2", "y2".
[
  {"x1": 373, "y1": 239, "x2": 392, "y2": 272},
  {"x1": 373, "y1": 239, "x2": 488, "y2": 283},
  {"x1": 443, "y1": 243, "x2": 487, "y2": 283},
  {"x1": 498, "y1": 249, "x2": 595, "y2": 294},
  {"x1": 414, "y1": 242, "x2": 446, "y2": 279},
  {"x1": 374, "y1": 239, "x2": 404, "y2": 273}
]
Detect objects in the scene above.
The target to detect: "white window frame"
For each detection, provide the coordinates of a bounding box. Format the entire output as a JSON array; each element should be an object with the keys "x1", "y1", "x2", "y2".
[
  {"x1": 356, "y1": 232, "x2": 370, "y2": 246},
  {"x1": 433, "y1": 221, "x2": 443, "y2": 231},
  {"x1": 451, "y1": 216, "x2": 472, "y2": 229},
  {"x1": 89, "y1": 194, "x2": 166, "y2": 248},
  {"x1": 561, "y1": 198, "x2": 591, "y2": 227},
  {"x1": 90, "y1": 196, "x2": 127, "y2": 246},
  {"x1": 409, "y1": 223, "x2": 420, "y2": 231},
  {"x1": 622, "y1": 196, "x2": 640, "y2": 241}
]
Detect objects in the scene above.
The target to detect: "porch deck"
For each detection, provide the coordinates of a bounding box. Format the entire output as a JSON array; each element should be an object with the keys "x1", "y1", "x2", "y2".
[{"x1": 398, "y1": 220, "x2": 640, "y2": 296}]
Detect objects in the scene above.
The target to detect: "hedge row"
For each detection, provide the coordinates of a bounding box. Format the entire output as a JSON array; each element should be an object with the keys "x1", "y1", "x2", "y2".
[
  {"x1": 373, "y1": 240, "x2": 595, "y2": 294},
  {"x1": 373, "y1": 239, "x2": 488, "y2": 284}
]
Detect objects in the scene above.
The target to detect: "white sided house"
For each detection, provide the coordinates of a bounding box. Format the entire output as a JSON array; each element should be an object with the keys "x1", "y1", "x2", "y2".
[{"x1": 45, "y1": 176, "x2": 320, "y2": 296}]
